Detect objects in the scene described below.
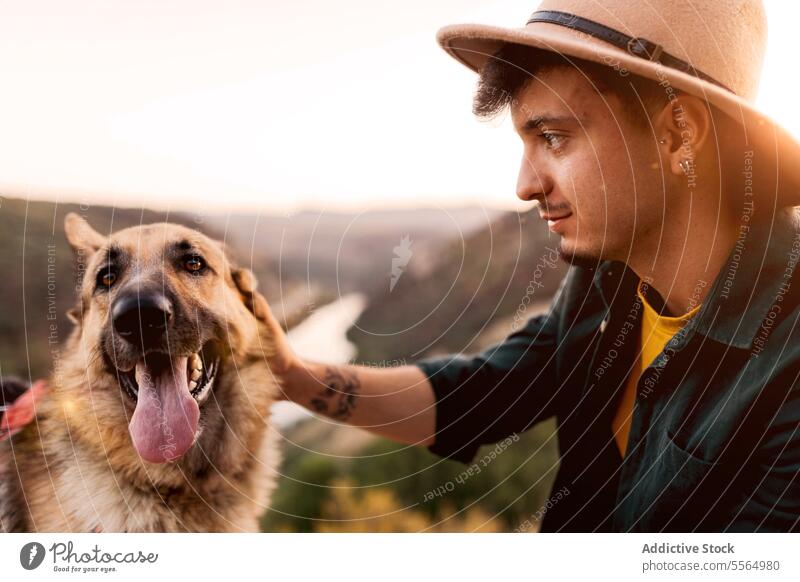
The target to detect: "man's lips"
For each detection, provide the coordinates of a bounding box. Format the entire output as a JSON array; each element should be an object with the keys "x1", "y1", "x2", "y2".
[
  {"x1": 541, "y1": 212, "x2": 573, "y2": 233},
  {"x1": 541, "y1": 213, "x2": 572, "y2": 221}
]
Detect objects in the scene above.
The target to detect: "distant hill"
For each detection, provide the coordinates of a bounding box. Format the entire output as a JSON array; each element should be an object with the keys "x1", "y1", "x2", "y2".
[
  {"x1": 347, "y1": 208, "x2": 568, "y2": 364},
  {"x1": 207, "y1": 207, "x2": 503, "y2": 295},
  {"x1": 0, "y1": 197, "x2": 504, "y2": 379}
]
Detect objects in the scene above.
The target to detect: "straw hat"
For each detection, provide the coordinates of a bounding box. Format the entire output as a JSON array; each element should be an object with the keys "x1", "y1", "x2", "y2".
[{"x1": 437, "y1": 0, "x2": 800, "y2": 206}]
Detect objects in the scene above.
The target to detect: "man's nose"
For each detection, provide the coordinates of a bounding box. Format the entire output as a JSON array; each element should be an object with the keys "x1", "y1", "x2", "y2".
[
  {"x1": 516, "y1": 154, "x2": 551, "y2": 203},
  {"x1": 111, "y1": 292, "x2": 173, "y2": 346}
]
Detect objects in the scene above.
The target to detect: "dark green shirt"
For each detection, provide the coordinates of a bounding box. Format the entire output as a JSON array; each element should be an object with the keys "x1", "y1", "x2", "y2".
[{"x1": 416, "y1": 207, "x2": 800, "y2": 532}]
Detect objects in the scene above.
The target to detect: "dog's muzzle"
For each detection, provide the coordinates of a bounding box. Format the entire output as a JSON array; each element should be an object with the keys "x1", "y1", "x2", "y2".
[{"x1": 107, "y1": 291, "x2": 221, "y2": 464}]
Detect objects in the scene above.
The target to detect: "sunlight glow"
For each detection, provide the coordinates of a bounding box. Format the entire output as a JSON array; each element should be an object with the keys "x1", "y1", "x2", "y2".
[{"x1": 0, "y1": 1, "x2": 795, "y2": 213}]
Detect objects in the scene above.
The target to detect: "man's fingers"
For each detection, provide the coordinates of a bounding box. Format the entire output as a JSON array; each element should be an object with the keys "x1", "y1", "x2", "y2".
[{"x1": 258, "y1": 299, "x2": 299, "y2": 376}]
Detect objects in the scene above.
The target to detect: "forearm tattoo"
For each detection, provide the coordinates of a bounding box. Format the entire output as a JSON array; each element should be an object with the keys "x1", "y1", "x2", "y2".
[{"x1": 309, "y1": 366, "x2": 360, "y2": 420}]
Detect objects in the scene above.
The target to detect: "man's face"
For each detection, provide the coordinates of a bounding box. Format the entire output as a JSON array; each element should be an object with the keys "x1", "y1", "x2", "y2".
[{"x1": 511, "y1": 66, "x2": 663, "y2": 265}]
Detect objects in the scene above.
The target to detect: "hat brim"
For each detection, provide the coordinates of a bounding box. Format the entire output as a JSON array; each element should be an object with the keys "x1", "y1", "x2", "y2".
[{"x1": 437, "y1": 22, "x2": 800, "y2": 208}]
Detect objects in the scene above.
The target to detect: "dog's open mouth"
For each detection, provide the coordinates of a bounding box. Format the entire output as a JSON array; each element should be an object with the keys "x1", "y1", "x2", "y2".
[
  {"x1": 117, "y1": 341, "x2": 221, "y2": 464},
  {"x1": 119, "y1": 342, "x2": 220, "y2": 405}
]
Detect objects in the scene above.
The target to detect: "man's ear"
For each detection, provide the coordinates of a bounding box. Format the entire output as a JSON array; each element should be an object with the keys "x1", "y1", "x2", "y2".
[
  {"x1": 653, "y1": 95, "x2": 711, "y2": 177},
  {"x1": 64, "y1": 212, "x2": 107, "y2": 256},
  {"x1": 231, "y1": 267, "x2": 270, "y2": 324}
]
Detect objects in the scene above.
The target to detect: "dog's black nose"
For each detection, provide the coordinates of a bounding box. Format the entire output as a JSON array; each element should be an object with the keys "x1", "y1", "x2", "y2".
[{"x1": 112, "y1": 293, "x2": 173, "y2": 345}]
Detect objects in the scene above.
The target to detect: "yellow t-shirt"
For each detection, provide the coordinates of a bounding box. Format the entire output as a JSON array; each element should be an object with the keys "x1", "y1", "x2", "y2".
[{"x1": 611, "y1": 279, "x2": 702, "y2": 456}]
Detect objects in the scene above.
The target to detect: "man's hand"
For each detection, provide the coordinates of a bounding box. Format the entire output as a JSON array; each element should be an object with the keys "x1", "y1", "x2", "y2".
[
  {"x1": 258, "y1": 297, "x2": 435, "y2": 445},
  {"x1": 257, "y1": 297, "x2": 302, "y2": 398}
]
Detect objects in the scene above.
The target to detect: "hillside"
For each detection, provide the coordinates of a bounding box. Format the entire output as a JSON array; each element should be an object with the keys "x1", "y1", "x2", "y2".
[
  {"x1": 262, "y1": 414, "x2": 559, "y2": 532},
  {"x1": 347, "y1": 207, "x2": 568, "y2": 364},
  {"x1": 258, "y1": 207, "x2": 568, "y2": 532},
  {"x1": 0, "y1": 198, "x2": 505, "y2": 379},
  {"x1": 207, "y1": 207, "x2": 503, "y2": 295}
]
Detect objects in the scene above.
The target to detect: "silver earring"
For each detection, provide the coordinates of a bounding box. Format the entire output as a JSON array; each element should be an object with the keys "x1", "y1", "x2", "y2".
[
  {"x1": 679, "y1": 159, "x2": 691, "y2": 175},
  {"x1": 659, "y1": 138, "x2": 667, "y2": 144}
]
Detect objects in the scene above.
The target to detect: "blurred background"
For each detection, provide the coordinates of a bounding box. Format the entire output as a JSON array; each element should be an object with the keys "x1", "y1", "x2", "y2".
[{"x1": 1, "y1": 0, "x2": 797, "y2": 531}]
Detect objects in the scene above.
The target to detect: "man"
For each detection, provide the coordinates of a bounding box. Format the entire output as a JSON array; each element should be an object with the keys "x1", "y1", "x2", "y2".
[
  {"x1": 266, "y1": 0, "x2": 800, "y2": 532},
  {"x1": 13, "y1": 0, "x2": 800, "y2": 532}
]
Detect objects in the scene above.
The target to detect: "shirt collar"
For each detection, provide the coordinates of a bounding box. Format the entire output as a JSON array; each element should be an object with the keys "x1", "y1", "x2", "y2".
[
  {"x1": 637, "y1": 279, "x2": 701, "y2": 332},
  {"x1": 593, "y1": 207, "x2": 800, "y2": 350},
  {"x1": 693, "y1": 206, "x2": 800, "y2": 349}
]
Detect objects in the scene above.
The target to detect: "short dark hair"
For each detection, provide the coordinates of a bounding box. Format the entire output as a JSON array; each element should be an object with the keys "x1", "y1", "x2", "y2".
[
  {"x1": 473, "y1": 44, "x2": 764, "y2": 211},
  {"x1": 473, "y1": 43, "x2": 674, "y2": 127}
]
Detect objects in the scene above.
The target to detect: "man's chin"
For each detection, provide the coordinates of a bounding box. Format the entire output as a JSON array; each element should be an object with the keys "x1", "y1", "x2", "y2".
[{"x1": 555, "y1": 241, "x2": 604, "y2": 270}]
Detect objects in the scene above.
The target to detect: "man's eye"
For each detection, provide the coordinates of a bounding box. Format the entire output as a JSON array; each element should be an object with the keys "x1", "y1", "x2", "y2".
[
  {"x1": 184, "y1": 256, "x2": 206, "y2": 273},
  {"x1": 96, "y1": 269, "x2": 117, "y2": 289},
  {"x1": 540, "y1": 132, "x2": 566, "y2": 150}
]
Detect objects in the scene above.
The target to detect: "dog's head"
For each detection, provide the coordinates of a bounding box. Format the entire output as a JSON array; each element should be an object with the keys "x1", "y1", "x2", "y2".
[{"x1": 63, "y1": 213, "x2": 272, "y2": 465}]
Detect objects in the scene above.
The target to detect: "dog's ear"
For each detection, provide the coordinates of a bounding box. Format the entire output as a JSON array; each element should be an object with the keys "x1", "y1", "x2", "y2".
[
  {"x1": 231, "y1": 267, "x2": 270, "y2": 324},
  {"x1": 64, "y1": 213, "x2": 107, "y2": 256}
]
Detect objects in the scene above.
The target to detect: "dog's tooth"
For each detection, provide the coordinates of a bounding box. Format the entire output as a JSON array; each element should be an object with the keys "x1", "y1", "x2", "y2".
[
  {"x1": 189, "y1": 380, "x2": 198, "y2": 390},
  {"x1": 190, "y1": 369, "x2": 201, "y2": 381},
  {"x1": 192, "y1": 353, "x2": 203, "y2": 370}
]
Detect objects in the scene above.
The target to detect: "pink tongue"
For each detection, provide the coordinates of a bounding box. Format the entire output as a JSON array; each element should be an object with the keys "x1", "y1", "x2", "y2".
[{"x1": 129, "y1": 355, "x2": 200, "y2": 463}]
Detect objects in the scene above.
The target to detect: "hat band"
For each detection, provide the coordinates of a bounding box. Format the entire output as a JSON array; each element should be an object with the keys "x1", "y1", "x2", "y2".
[{"x1": 527, "y1": 10, "x2": 734, "y2": 94}]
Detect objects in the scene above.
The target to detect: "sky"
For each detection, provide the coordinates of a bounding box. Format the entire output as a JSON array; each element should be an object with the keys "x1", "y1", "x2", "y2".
[{"x1": 0, "y1": 0, "x2": 796, "y2": 214}]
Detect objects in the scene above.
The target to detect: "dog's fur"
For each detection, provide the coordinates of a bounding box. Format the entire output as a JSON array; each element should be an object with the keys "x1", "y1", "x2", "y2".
[{"x1": 0, "y1": 214, "x2": 282, "y2": 532}]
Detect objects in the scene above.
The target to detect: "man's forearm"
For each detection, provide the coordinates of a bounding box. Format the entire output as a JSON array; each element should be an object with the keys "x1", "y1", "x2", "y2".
[{"x1": 280, "y1": 360, "x2": 436, "y2": 446}]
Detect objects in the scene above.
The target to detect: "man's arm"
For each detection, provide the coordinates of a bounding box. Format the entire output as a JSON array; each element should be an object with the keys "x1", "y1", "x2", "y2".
[
  {"x1": 279, "y1": 360, "x2": 437, "y2": 446},
  {"x1": 262, "y1": 267, "x2": 578, "y2": 460},
  {"x1": 258, "y1": 299, "x2": 437, "y2": 445}
]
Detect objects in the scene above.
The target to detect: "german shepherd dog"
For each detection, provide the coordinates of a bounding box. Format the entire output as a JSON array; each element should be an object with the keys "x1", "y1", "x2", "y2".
[{"x1": 0, "y1": 214, "x2": 282, "y2": 532}]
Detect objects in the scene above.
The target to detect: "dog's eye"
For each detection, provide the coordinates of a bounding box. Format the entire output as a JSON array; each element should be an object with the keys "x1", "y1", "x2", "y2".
[
  {"x1": 184, "y1": 256, "x2": 206, "y2": 273},
  {"x1": 96, "y1": 268, "x2": 117, "y2": 289}
]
